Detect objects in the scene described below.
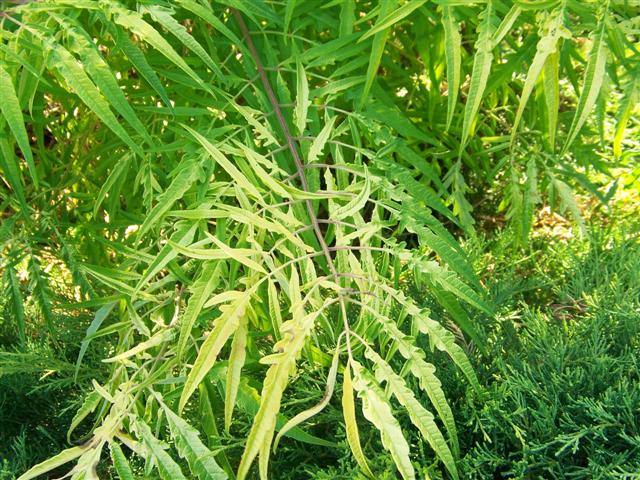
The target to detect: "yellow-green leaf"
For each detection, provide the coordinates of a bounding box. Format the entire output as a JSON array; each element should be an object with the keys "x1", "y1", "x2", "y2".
[
  {"x1": 137, "y1": 158, "x2": 200, "y2": 239},
  {"x1": 183, "y1": 124, "x2": 262, "y2": 200},
  {"x1": 236, "y1": 282, "x2": 327, "y2": 479},
  {"x1": 17, "y1": 446, "x2": 87, "y2": 480},
  {"x1": 352, "y1": 361, "x2": 415, "y2": 480},
  {"x1": 342, "y1": 363, "x2": 375, "y2": 479},
  {"x1": 308, "y1": 118, "x2": 335, "y2": 163},
  {"x1": 136, "y1": 419, "x2": 187, "y2": 480},
  {"x1": 273, "y1": 334, "x2": 343, "y2": 450},
  {"x1": 103, "y1": 328, "x2": 173, "y2": 363},
  {"x1": 510, "y1": 7, "x2": 569, "y2": 147},
  {"x1": 366, "y1": 348, "x2": 458, "y2": 480},
  {"x1": 294, "y1": 60, "x2": 309, "y2": 135},
  {"x1": 225, "y1": 312, "x2": 249, "y2": 432},
  {"x1": 613, "y1": 71, "x2": 638, "y2": 158},
  {"x1": 179, "y1": 292, "x2": 251, "y2": 412},
  {"x1": 178, "y1": 262, "x2": 222, "y2": 358},
  {"x1": 160, "y1": 402, "x2": 228, "y2": 480}
]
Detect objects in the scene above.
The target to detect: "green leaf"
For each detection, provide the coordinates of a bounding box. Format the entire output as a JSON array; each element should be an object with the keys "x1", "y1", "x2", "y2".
[
  {"x1": 57, "y1": 15, "x2": 152, "y2": 144},
  {"x1": 284, "y1": 0, "x2": 297, "y2": 36},
  {"x1": 110, "y1": 4, "x2": 209, "y2": 91},
  {"x1": 340, "y1": 0, "x2": 356, "y2": 37},
  {"x1": 398, "y1": 204, "x2": 479, "y2": 288},
  {"x1": 136, "y1": 419, "x2": 187, "y2": 480},
  {"x1": 410, "y1": 356, "x2": 459, "y2": 455},
  {"x1": 219, "y1": 0, "x2": 281, "y2": 26},
  {"x1": 441, "y1": 6, "x2": 461, "y2": 131},
  {"x1": 94, "y1": 155, "x2": 132, "y2": 218},
  {"x1": 45, "y1": 40, "x2": 144, "y2": 157},
  {"x1": 160, "y1": 402, "x2": 228, "y2": 480},
  {"x1": 82, "y1": 265, "x2": 155, "y2": 301},
  {"x1": 6, "y1": 265, "x2": 26, "y2": 346},
  {"x1": 308, "y1": 118, "x2": 335, "y2": 163},
  {"x1": 364, "y1": 102, "x2": 439, "y2": 146},
  {"x1": 0, "y1": 138, "x2": 27, "y2": 211},
  {"x1": 361, "y1": 0, "x2": 396, "y2": 106},
  {"x1": 176, "y1": 0, "x2": 243, "y2": 46},
  {"x1": 311, "y1": 76, "x2": 365, "y2": 99},
  {"x1": 460, "y1": 1, "x2": 495, "y2": 155},
  {"x1": 431, "y1": 288, "x2": 483, "y2": 349},
  {"x1": 27, "y1": 255, "x2": 55, "y2": 336},
  {"x1": 143, "y1": 5, "x2": 223, "y2": 79},
  {"x1": 110, "y1": 443, "x2": 136, "y2": 480},
  {"x1": 562, "y1": 3, "x2": 609, "y2": 154},
  {"x1": 360, "y1": 0, "x2": 427, "y2": 41},
  {"x1": 414, "y1": 312, "x2": 481, "y2": 392},
  {"x1": 378, "y1": 159, "x2": 455, "y2": 222},
  {"x1": 114, "y1": 28, "x2": 173, "y2": 111},
  {"x1": 515, "y1": 0, "x2": 559, "y2": 11},
  {"x1": 137, "y1": 157, "x2": 200, "y2": 239},
  {"x1": 0, "y1": 64, "x2": 38, "y2": 186},
  {"x1": 419, "y1": 260, "x2": 491, "y2": 315},
  {"x1": 550, "y1": 175, "x2": 586, "y2": 234}
]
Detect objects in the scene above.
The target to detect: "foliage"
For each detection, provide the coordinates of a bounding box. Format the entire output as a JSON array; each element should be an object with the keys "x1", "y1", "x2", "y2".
[
  {"x1": 0, "y1": 0, "x2": 638, "y2": 479},
  {"x1": 240, "y1": 199, "x2": 640, "y2": 480},
  {"x1": 0, "y1": 327, "x2": 100, "y2": 480},
  {"x1": 455, "y1": 221, "x2": 640, "y2": 479}
]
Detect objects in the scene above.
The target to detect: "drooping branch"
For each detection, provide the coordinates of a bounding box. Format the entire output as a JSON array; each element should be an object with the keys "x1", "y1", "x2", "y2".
[
  {"x1": 231, "y1": 10, "x2": 336, "y2": 272},
  {"x1": 232, "y1": 9, "x2": 354, "y2": 354}
]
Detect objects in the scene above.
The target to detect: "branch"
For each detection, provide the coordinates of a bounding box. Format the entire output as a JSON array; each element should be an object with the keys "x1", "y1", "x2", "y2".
[{"x1": 232, "y1": 9, "x2": 354, "y2": 354}]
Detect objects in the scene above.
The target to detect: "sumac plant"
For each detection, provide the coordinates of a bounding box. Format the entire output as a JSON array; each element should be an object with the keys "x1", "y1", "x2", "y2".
[{"x1": 0, "y1": 0, "x2": 636, "y2": 479}]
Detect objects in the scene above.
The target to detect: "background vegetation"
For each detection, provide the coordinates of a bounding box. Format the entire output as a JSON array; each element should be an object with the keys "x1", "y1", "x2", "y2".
[{"x1": 0, "y1": 0, "x2": 638, "y2": 479}]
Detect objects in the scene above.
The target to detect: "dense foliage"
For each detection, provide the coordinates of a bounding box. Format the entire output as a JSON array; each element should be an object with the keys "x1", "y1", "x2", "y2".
[
  {"x1": 457, "y1": 221, "x2": 640, "y2": 479},
  {"x1": 0, "y1": 0, "x2": 638, "y2": 479}
]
